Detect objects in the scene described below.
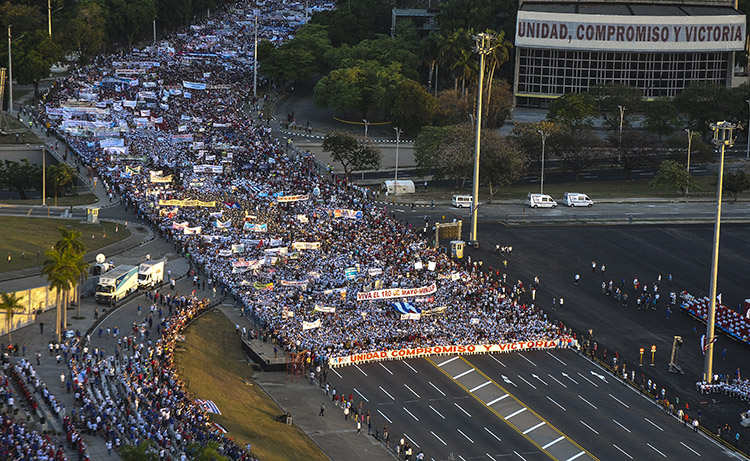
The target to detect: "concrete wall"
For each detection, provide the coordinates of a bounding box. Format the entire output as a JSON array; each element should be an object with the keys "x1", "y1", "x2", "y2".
[{"x1": 0, "y1": 285, "x2": 56, "y2": 339}]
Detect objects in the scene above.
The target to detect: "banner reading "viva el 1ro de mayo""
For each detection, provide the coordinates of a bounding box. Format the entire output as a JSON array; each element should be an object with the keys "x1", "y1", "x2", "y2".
[
  {"x1": 356, "y1": 283, "x2": 436, "y2": 301},
  {"x1": 329, "y1": 339, "x2": 570, "y2": 367}
]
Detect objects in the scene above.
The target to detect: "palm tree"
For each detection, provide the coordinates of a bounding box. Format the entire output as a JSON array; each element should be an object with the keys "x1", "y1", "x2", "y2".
[
  {"x1": 54, "y1": 228, "x2": 88, "y2": 315},
  {"x1": 0, "y1": 292, "x2": 25, "y2": 343},
  {"x1": 68, "y1": 253, "x2": 89, "y2": 318},
  {"x1": 187, "y1": 441, "x2": 229, "y2": 461},
  {"x1": 55, "y1": 228, "x2": 86, "y2": 254},
  {"x1": 42, "y1": 248, "x2": 75, "y2": 342},
  {"x1": 119, "y1": 440, "x2": 159, "y2": 461},
  {"x1": 481, "y1": 29, "x2": 512, "y2": 122}
]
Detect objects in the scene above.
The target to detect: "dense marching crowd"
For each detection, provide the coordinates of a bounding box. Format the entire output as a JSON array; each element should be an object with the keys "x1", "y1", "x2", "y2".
[{"x1": 8, "y1": 0, "x2": 576, "y2": 458}]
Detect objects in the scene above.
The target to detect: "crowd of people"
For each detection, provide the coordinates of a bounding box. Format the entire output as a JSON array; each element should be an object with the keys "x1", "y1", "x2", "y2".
[{"x1": 9, "y1": 0, "x2": 578, "y2": 458}]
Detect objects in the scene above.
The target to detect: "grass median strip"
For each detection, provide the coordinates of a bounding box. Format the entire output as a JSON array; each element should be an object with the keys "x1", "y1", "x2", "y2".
[{"x1": 173, "y1": 310, "x2": 327, "y2": 461}]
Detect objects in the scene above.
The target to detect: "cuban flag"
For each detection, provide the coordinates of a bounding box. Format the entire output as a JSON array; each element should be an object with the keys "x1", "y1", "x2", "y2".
[
  {"x1": 392, "y1": 302, "x2": 420, "y2": 314},
  {"x1": 195, "y1": 399, "x2": 221, "y2": 414}
]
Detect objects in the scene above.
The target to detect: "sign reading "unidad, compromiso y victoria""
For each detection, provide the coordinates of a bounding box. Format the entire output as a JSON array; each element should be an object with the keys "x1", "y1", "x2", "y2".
[{"x1": 515, "y1": 11, "x2": 746, "y2": 52}]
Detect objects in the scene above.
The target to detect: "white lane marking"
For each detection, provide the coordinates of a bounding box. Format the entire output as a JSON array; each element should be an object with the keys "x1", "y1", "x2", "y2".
[
  {"x1": 501, "y1": 375, "x2": 518, "y2": 387},
  {"x1": 457, "y1": 428, "x2": 475, "y2": 443},
  {"x1": 470, "y1": 381, "x2": 492, "y2": 392},
  {"x1": 531, "y1": 374, "x2": 548, "y2": 386},
  {"x1": 518, "y1": 375, "x2": 537, "y2": 390},
  {"x1": 547, "y1": 374, "x2": 567, "y2": 388},
  {"x1": 543, "y1": 436, "x2": 565, "y2": 449},
  {"x1": 484, "y1": 427, "x2": 502, "y2": 442},
  {"x1": 459, "y1": 456, "x2": 467, "y2": 461},
  {"x1": 613, "y1": 419, "x2": 631, "y2": 433},
  {"x1": 379, "y1": 363, "x2": 393, "y2": 375},
  {"x1": 487, "y1": 454, "x2": 497, "y2": 461},
  {"x1": 613, "y1": 444, "x2": 633, "y2": 460},
  {"x1": 403, "y1": 406, "x2": 419, "y2": 421},
  {"x1": 518, "y1": 353, "x2": 537, "y2": 367},
  {"x1": 561, "y1": 372, "x2": 578, "y2": 385},
  {"x1": 354, "y1": 365, "x2": 368, "y2": 376},
  {"x1": 403, "y1": 361, "x2": 418, "y2": 373},
  {"x1": 546, "y1": 351, "x2": 567, "y2": 366},
  {"x1": 505, "y1": 407, "x2": 527, "y2": 419},
  {"x1": 546, "y1": 396, "x2": 566, "y2": 411},
  {"x1": 353, "y1": 387, "x2": 369, "y2": 403},
  {"x1": 404, "y1": 384, "x2": 421, "y2": 398},
  {"x1": 609, "y1": 393, "x2": 629, "y2": 408},
  {"x1": 578, "y1": 395, "x2": 598, "y2": 410},
  {"x1": 566, "y1": 452, "x2": 586, "y2": 461},
  {"x1": 429, "y1": 405, "x2": 445, "y2": 419},
  {"x1": 580, "y1": 420, "x2": 599, "y2": 434},
  {"x1": 491, "y1": 355, "x2": 507, "y2": 367},
  {"x1": 454, "y1": 402, "x2": 472, "y2": 417},
  {"x1": 454, "y1": 368, "x2": 475, "y2": 379},
  {"x1": 514, "y1": 451, "x2": 528, "y2": 461},
  {"x1": 577, "y1": 372, "x2": 599, "y2": 387},
  {"x1": 377, "y1": 409, "x2": 392, "y2": 424},
  {"x1": 331, "y1": 368, "x2": 343, "y2": 379},
  {"x1": 379, "y1": 386, "x2": 395, "y2": 401},
  {"x1": 680, "y1": 441, "x2": 701, "y2": 456},
  {"x1": 647, "y1": 443, "x2": 667, "y2": 458},
  {"x1": 439, "y1": 356, "x2": 459, "y2": 367},
  {"x1": 428, "y1": 381, "x2": 446, "y2": 396},
  {"x1": 487, "y1": 394, "x2": 509, "y2": 406},
  {"x1": 404, "y1": 433, "x2": 420, "y2": 448},
  {"x1": 590, "y1": 371, "x2": 608, "y2": 383},
  {"x1": 523, "y1": 421, "x2": 546, "y2": 434},
  {"x1": 644, "y1": 417, "x2": 663, "y2": 431},
  {"x1": 431, "y1": 431, "x2": 447, "y2": 446}
]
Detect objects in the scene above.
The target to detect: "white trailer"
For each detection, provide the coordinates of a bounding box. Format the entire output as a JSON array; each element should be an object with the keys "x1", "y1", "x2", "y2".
[
  {"x1": 138, "y1": 258, "x2": 166, "y2": 288},
  {"x1": 95, "y1": 265, "x2": 138, "y2": 304}
]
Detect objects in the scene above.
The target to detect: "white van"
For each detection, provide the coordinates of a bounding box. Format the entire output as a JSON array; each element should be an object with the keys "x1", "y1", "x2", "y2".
[
  {"x1": 562, "y1": 192, "x2": 593, "y2": 207},
  {"x1": 452, "y1": 195, "x2": 473, "y2": 208},
  {"x1": 525, "y1": 193, "x2": 557, "y2": 208}
]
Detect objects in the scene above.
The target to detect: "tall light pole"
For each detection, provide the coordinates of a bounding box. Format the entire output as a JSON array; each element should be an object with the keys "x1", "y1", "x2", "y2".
[
  {"x1": 704, "y1": 121, "x2": 735, "y2": 384},
  {"x1": 153, "y1": 20, "x2": 157, "y2": 43},
  {"x1": 538, "y1": 129, "x2": 548, "y2": 195},
  {"x1": 253, "y1": 9, "x2": 259, "y2": 99},
  {"x1": 7, "y1": 26, "x2": 12, "y2": 116},
  {"x1": 746, "y1": 100, "x2": 750, "y2": 160},
  {"x1": 48, "y1": 0, "x2": 52, "y2": 36},
  {"x1": 42, "y1": 148, "x2": 46, "y2": 206},
  {"x1": 468, "y1": 32, "x2": 496, "y2": 248},
  {"x1": 363, "y1": 119, "x2": 369, "y2": 140},
  {"x1": 685, "y1": 128, "x2": 697, "y2": 196},
  {"x1": 393, "y1": 127, "x2": 402, "y2": 194},
  {"x1": 618, "y1": 105, "x2": 626, "y2": 146}
]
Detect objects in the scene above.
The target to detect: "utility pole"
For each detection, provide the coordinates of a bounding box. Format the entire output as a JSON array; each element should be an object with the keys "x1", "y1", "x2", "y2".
[
  {"x1": 468, "y1": 32, "x2": 497, "y2": 248},
  {"x1": 538, "y1": 129, "x2": 548, "y2": 195},
  {"x1": 685, "y1": 128, "x2": 696, "y2": 196},
  {"x1": 618, "y1": 105, "x2": 626, "y2": 146},
  {"x1": 363, "y1": 119, "x2": 369, "y2": 140},
  {"x1": 48, "y1": 0, "x2": 52, "y2": 36},
  {"x1": 394, "y1": 127, "x2": 402, "y2": 194},
  {"x1": 42, "y1": 148, "x2": 46, "y2": 206},
  {"x1": 704, "y1": 121, "x2": 735, "y2": 384},
  {"x1": 7, "y1": 26, "x2": 12, "y2": 115},
  {"x1": 253, "y1": 10, "x2": 258, "y2": 99},
  {"x1": 153, "y1": 20, "x2": 157, "y2": 43}
]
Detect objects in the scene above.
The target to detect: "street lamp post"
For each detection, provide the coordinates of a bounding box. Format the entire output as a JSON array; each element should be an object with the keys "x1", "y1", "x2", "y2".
[
  {"x1": 538, "y1": 129, "x2": 548, "y2": 195},
  {"x1": 468, "y1": 32, "x2": 497, "y2": 248},
  {"x1": 618, "y1": 105, "x2": 626, "y2": 146},
  {"x1": 685, "y1": 128, "x2": 697, "y2": 196},
  {"x1": 704, "y1": 121, "x2": 735, "y2": 384},
  {"x1": 253, "y1": 10, "x2": 258, "y2": 99},
  {"x1": 48, "y1": 0, "x2": 52, "y2": 36},
  {"x1": 363, "y1": 119, "x2": 369, "y2": 140},
  {"x1": 746, "y1": 100, "x2": 750, "y2": 160},
  {"x1": 393, "y1": 127, "x2": 402, "y2": 194},
  {"x1": 7, "y1": 26, "x2": 12, "y2": 115},
  {"x1": 42, "y1": 148, "x2": 46, "y2": 206}
]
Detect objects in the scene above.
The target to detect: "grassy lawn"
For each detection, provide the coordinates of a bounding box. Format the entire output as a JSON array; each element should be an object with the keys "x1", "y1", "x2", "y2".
[
  {"x1": 174, "y1": 310, "x2": 327, "y2": 461},
  {"x1": 0, "y1": 217, "x2": 131, "y2": 273},
  {"x1": 0, "y1": 193, "x2": 100, "y2": 207},
  {"x1": 387, "y1": 175, "x2": 725, "y2": 203},
  {"x1": 0, "y1": 116, "x2": 43, "y2": 145}
]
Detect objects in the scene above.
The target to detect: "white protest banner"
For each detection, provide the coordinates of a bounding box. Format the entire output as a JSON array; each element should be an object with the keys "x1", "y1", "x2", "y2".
[
  {"x1": 269, "y1": 238, "x2": 284, "y2": 246},
  {"x1": 401, "y1": 313, "x2": 421, "y2": 321},
  {"x1": 215, "y1": 219, "x2": 231, "y2": 228},
  {"x1": 368, "y1": 268, "x2": 383, "y2": 276},
  {"x1": 292, "y1": 242, "x2": 321, "y2": 250},
  {"x1": 264, "y1": 247, "x2": 288, "y2": 255},
  {"x1": 231, "y1": 244, "x2": 245, "y2": 254},
  {"x1": 218, "y1": 250, "x2": 232, "y2": 257},
  {"x1": 356, "y1": 283, "x2": 437, "y2": 301},
  {"x1": 427, "y1": 261, "x2": 436, "y2": 271},
  {"x1": 302, "y1": 319, "x2": 321, "y2": 330},
  {"x1": 150, "y1": 172, "x2": 172, "y2": 183},
  {"x1": 329, "y1": 338, "x2": 572, "y2": 367},
  {"x1": 183, "y1": 226, "x2": 202, "y2": 235},
  {"x1": 243, "y1": 222, "x2": 267, "y2": 233},
  {"x1": 281, "y1": 280, "x2": 308, "y2": 287},
  {"x1": 172, "y1": 221, "x2": 189, "y2": 230},
  {"x1": 314, "y1": 306, "x2": 336, "y2": 313},
  {"x1": 297, "y1": 214, "x2": 309, "y2": 223},
  {"x1": 182, "y1": 80, "x2": 207, "y2": 90},
  {"x1": 414, "y1": 261, "x2": 423, "y2": 271},
  {"x1": 276, "y1": 194, "x2": 309, "y2": 203},
  {"x1": 333, "y1": 209, "x2": 363, "y2": 219}
]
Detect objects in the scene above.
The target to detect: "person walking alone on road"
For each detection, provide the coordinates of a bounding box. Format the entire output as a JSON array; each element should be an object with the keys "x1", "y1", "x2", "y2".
[
  {"x1": 319, "y1": 403, "x2": 325, "y2": 416},
  {"x1": 574, "y1": 274, "x2": 580, "y2": 285}
]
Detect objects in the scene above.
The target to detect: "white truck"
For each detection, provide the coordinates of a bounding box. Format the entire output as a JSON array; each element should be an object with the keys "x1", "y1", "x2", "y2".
[
  {"x1": 95, "y1": 265, "x2": 139, "y2": 304},
  {"x1": 138, "y1": 258, "x2": 166, "y2": 288}
]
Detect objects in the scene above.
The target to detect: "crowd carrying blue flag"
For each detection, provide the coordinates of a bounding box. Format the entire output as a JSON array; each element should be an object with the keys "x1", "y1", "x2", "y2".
[{"x1": 392, "y1": 302, "x2": 420, "y2": 314}]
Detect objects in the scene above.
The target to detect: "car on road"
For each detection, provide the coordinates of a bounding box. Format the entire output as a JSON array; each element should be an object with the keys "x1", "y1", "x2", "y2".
[
  {"x1": 525, "y1": 193, "x2": 557, "y2": 208},
  {"x1": 562, "y1": 192, "x2": 593, "y2": 207}
]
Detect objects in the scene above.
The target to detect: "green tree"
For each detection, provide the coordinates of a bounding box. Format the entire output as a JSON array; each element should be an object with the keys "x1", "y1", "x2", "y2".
[
  {"x1": 650, "y1": 160, "x2": 697, "y2": 196},
  {"x1": 54, "y1": 228, "x2": 88, "y2": 318},
  {"x1": 42, "y1": 248, "x2": 75, "y2": 342},
  {"x1": 326, "y1": 36, "x2": 419, "y2": 79},
  {"x1": 61, "y1": 0, "x2": 107, "y2": 64},
  {"x1": 413, "y1": 123, "x2": 474, "y2": 188},
  {"x1": 435, "y1": 89, "x2": 471, "y2": 126},
  {"x1": 590, "y1": 84, "x2": 643, "y2": 133},
  {"x1": 642, "y1": 98, "x2": 680, "y2": 139},
  {"x1": 47, "y1": 163, "x2": 77, "y2": 204},
  {"x1": 106, "y1": 0, "x2": 157, "y2": 47},
  {"x1": 322, "y1": 131, "x2": 380, "y2": 178},
  {"x1": 0, "y1": 159, "x2": 42, "y2": 200},
  {"x1": 119, "y1": 440, "x2": 159, "y2": 461},
  {"x1": 722, "y1": 170, "x2": 750, "y2": 201},
  {"x1": 480, "y1": 132, "x2": 527, "y2": 201},
  {"x1": 15, "y1": 31, "x2": 63, "y2": 98},
  {"x1": 548, "y1": 128, "x2": 605, "y2": 181},
  {"x1": 438, "y1": 0, "x2": 517, "y2": 41},
  {"x1": 674, "y1": 83, "x2": 734, "y2": 132},
  {"x1": 186, "y1": 441, "x2": 229, "y2": 461},
  {"x1": 311, "y1": 0, "x2": 394, "y2": 46},
  {"x1": 547, "y1": 93, "x2": 597, "y2": 129},
  {"x1": 610, "y1": 131, "x2": 660, "y2": 180},
  {"x1": 0, "y1": 292, "x2": 25, "y2": 344},
  {"x1": 385, "y1": 79, "x2": 438, "y2": 135}
]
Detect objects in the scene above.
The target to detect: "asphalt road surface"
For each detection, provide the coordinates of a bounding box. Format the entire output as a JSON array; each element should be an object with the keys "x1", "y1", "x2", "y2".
[{"x1": 326, "y1": 349, "x2": 734, "y2": 460}]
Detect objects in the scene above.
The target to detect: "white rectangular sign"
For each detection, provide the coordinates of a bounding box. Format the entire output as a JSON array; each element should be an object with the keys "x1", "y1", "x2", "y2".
[{"x1": 515, "y1": 11, "x2": 745, "y2": 52}]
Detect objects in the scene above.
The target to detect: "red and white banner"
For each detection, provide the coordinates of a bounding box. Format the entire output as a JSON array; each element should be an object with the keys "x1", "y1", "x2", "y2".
[
  {"x1": 277, "y1": 194, "x2": 309, "y2": 203},
  {"x1": 516, "y1": 11, "x2": 745, "y2": 52},
  {"x1": 329, "y1": 339, "x2": 571, "y2": 367},
  {"x1": 357, "y1": 283, "x2": 436, "y2": 301}
]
